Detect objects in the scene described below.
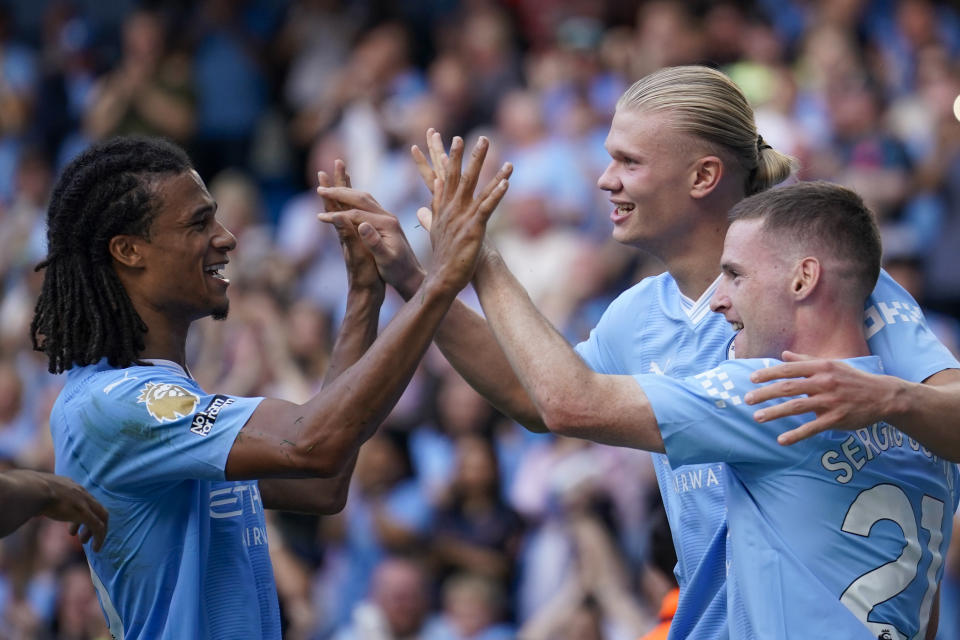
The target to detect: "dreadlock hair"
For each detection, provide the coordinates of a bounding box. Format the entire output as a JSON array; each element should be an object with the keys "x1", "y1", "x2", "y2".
[{"x1": 31, "y1": 137, "x2": 193, "y2": 373}]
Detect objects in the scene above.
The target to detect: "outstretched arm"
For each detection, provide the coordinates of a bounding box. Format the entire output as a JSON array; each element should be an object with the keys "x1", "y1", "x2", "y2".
[
  {"x1": 471, "y1": 246, "x2": 663, "y2": 451},
  {"x1": 316, "y1": 134, "x2": 545, "y2": 430},
  {"x1": 225, "y1": 137, "x2": 510, "y2": 480},
  {"x1": 0, "y1": 469, "x2": 109, "y2": 550},
  {"x1": 260, "y1": 161, "x2": 383, "y2": 513},
  {"x1": 746, "y1": 352, "x2": 960, "y2": 461}
]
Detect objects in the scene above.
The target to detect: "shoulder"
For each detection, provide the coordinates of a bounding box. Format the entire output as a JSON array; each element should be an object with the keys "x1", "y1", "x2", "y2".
[
  {"x1": 603, "y1": 272, "x2": 675, "y2": 317},
  {"x1": 71, "y1": 361, "x2": 203, "y2": 419}
]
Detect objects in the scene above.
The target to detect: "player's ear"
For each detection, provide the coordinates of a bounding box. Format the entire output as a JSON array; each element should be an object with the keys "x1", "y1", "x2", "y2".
[
  {"x1": 109, "y1": 234, "x2": 146, "y2": 269},
  {"x1": 690, "y1": 156, "x2": 723, "y2": 199},
  {"x1": 792, "y1": 257, "x2": 820, "y2": 300}
]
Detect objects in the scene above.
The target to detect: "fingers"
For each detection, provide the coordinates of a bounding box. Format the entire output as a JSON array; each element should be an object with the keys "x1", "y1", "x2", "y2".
[
  {"x1": 316, "y1": 171, "x2": 340, "y2": 213},
  {"x1": 431, "y1": 177, "x2": 443, "y2": 229},
  {"x1": 458, "y1": 136, "x2": 490, "y2": 198},
  {"x1": 782, "y1": 351, "x2": 815, "y2": 362},
  {"x1": 427, "y1": 128, "x2": 447, "y2": 182},
  {"x1": 416, "y1": 206, "x2": 433, "y2": 231},
  {"x1": 476, "y1": 162, "x2": 513, "y2": 203},
  {"x1": 333, "y1": 158, "x2": 351, "y2": 189},
  {"x1": 777, "y1": 419, "x2": 831, "y2": 446},
  {"x1": 474, "y1": 178, "x2": 509, "y2": 224},
  {"x1": 444, "y1": 136, "x2": 464, "y2": 197},
  {"x1": 315, "y1": 186, "x2": 386, "y2": 214},
  {"x1": 752, "y1": 396, "x2": 814, "y2": 422},
  {"x1": 744, "y1": 377, "x2": 824, "y2": 405},
  {"x1": 411, "y1": 145, "x2": 436, "y2": 191},
  {"x1": 749, "y1": 361, "x2": 822, "y2": 384},
  {"x1": 357, "y1": 222, "x2": 383, "y2": 252}
]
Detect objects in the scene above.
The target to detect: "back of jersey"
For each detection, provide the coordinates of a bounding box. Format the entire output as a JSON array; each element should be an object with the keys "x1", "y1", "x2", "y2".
[
  {"x1": 728, "y1": 422, "x2": 958, "y2": 640},
  {"x1": 642, "y1": 356, "x2": 960, "y2": 640}
]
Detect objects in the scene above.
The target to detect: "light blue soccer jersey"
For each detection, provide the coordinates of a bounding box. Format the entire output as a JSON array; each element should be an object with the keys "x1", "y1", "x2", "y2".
[
  {"x1": 641, "y1": 357, "x2": 960, "y2": 640},
  {"x1": 51, "y1": 359, "x2": 281, "y2": 640},
  {"x1": 575, "y1": 270, "x2": 959, "y2": 640}
]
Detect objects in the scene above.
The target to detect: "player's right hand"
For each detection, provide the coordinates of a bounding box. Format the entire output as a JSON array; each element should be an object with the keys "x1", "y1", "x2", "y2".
[
  {"x1": 423, "y1": 135, "x2": 511, "y2": 295},
  {"x1": 36, "y1": 472, "x2": 109, "y2": 551}
]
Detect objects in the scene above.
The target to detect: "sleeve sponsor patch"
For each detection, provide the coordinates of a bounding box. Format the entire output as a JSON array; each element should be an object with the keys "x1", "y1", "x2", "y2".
[{"x1": 190, "y1": 395, "x2": 236, "y2": 437}]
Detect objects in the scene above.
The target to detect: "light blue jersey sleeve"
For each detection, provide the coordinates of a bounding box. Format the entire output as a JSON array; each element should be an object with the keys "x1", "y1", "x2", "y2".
[
  {"x1": 866, "y1": 270, "x2": 960, "y2": 381},
  {"x1": 638, "y1": 358, "x2": 883, "y2": 468},
  {"x1": 73, "y1": 366, "x2": 262, "y2": 492},
  {"x1": 574, "y1": 286, "x2": 633, "y2": 373}
]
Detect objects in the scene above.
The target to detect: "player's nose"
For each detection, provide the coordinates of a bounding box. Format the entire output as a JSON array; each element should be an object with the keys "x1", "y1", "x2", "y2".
[
  {"x1": 709, "y1": 286, "x2": 729, "y2": 314},
  {"x1": 597, "y1": 162, "x2": 620, "y2": 192}
]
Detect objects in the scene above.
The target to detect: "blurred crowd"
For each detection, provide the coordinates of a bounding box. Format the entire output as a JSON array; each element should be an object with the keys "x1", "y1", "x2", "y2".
[{"x1": 1, "y1": 0, "x2": 960, "y2": 638}]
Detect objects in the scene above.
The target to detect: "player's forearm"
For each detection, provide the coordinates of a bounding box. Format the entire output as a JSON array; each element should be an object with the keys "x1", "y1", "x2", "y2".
[
  {"x1": 473, "y1": 250, "x2": 664, "y2": 451},
  {"x1": 391, "y1": 261, "x2": 544, "y2": 430},
  {"x1": 434, "y1": 300, "x2": 545, "y2": 430},
  {"x1": 260, "y1": 452, "x2": 357, "y2": 514},
  {"x1": 322, "y1": 286, "x2": 383, "y2": 387},
  {"x1": 0, "y1": 470, "x2": 52, "y2": 537},
  {"x1": 237, "y1": 278, "x2": 460, "y2": 478},
  {"x1": 886, "y1": 370, "x2": 960, "y2": 461}
]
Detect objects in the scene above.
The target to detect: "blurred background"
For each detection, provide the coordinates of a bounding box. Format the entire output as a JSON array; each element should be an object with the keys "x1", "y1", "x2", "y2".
[{"x1": 1, "y1": 0, "x2": 960, "y2": 638}]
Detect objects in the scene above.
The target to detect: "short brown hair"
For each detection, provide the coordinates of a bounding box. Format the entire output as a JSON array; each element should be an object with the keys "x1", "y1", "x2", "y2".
[{"x1": 728, "y1": 181, "x2": 881, "y2": 302}]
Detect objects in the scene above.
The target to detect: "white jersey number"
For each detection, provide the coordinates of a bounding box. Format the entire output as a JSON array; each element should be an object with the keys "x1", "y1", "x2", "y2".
[{"x1": 840, "y1": 484, "x2": 945, "y2": 640}]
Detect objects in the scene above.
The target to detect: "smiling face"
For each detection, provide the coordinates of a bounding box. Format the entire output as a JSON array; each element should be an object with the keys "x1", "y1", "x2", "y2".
[
  {"x1": 597, "y1": 108, "x2": 705, "y2": 252},
  {"x1": 129, "y1": 170, "x2": 236, "y2": 323},
  {"x1": 710, "y1": 218, "x2": 797, "y2": 359}
]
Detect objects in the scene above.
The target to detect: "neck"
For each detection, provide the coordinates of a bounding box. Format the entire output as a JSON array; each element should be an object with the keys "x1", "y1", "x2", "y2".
[
  {"x1": 789, "y1": 306, "x2": 870, "y2": 360},
  {"x1": 661, "y1": 222, "x2": 727, "y2": 300},
  {"x1": 132, "y1": 303, "x2": 191, "y2": 368}
]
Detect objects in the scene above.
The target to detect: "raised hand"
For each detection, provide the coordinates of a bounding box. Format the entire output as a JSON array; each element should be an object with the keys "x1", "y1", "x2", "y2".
[
  {"x1": 411, "y1": 127, "x2": 452, "y2": 194},
  {"x1": 316, "y1": 165, "x2": 424, "y2": 299},
  {"x1": 424, "y1": 135, "x2": 511, "y2": 294},
  {"x1": 316, "y1": 161, "x2": 383, "y2": 295}
]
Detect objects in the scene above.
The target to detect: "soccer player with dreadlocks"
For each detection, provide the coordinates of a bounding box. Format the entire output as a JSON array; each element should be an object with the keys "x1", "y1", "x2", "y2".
[{"x1": 35, "y1": 136, "x2": 510, "y2": 640}]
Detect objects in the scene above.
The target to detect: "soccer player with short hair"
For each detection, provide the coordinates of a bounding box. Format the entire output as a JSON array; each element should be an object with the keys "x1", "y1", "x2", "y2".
[
  {"x1": 35, "y1": 136, "x2": 509, "y2": 639},
  {"x1": 324, "y1": 65, "x2": 960, "y2": 639}
]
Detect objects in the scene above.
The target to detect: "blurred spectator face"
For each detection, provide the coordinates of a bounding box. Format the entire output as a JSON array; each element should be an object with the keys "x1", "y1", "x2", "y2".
[
  {"x1": 209, "y1": 171, "x2": 261, "y2": 235},
  {"x1": 897, "y1": 0, "x2": 938, "y2": 50},
  {"x1": 14, "y1": 150, "x2": 52, "y2": 206},
  {"x1": 596, "y1": 108, "x2": 704, "y2": 251},
  {"x1": 496, "y1": 90, "x2": 544, "y2": 145},
  {"x1": 443, "y1": 574, "x2": 501, "y2": 637},
  {"x1": 122, "y1": 11, "x2": 163, "y2": 65},
  {"x1": 436, "y1": 373, "x2": 492, "y2": 437},
  {"x1": 355, "y1": 432, "x2": 405, "y2": 494},
  {"x1": 462, "y1": 7, "x2": 513, "y2": 67},
  {"x1": 829, "y1": 82, "x2": 881, "y2": 137},
  {"x1": 371, "y1": 558, "x2": 429, "y2": 636},
  {"x1": 429, "y1": 54, "x2": 470, "y2": 112},
  {"x1": 634, "y1": 1, "x2": 702, "y2": 70},
  {"x1": 455, "y1": 435, "x2": 497, "y2": 496},
  {"x1": 285, "y1": 301, "x2": 330, "y2": 362}
]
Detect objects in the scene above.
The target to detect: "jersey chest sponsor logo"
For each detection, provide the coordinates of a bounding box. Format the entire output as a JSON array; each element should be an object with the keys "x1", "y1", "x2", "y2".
[
  {"x1": 190, "y1": 395, "x2": 235, "y2": 437},
  {"x1": 137, "y1": 382, "x2": 200, "y2": 422}
]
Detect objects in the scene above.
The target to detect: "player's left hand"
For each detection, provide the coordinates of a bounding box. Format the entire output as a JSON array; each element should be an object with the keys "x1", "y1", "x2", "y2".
[
  {"x1": 745, "y1": 351, "x2": 900, "y2": 446},
  {"x1": 317, "y1": 161, "x2": 384, "y2": 295}
]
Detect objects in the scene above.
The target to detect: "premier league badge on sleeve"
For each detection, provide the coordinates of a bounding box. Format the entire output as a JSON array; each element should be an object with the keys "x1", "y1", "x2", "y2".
[{"x1": 137, "y1": 381, "x2": 201, "y2": 423}]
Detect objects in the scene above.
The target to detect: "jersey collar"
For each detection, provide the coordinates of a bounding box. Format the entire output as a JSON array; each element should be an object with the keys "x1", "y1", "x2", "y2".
[{"x1": 678, "y1": 275, "x2": 722, "y2": 325}]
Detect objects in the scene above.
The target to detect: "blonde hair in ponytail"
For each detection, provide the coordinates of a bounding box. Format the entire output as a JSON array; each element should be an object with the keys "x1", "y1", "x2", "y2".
[{"x1": 616, "y1": 65, "x2": 797, "y2": 195}]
